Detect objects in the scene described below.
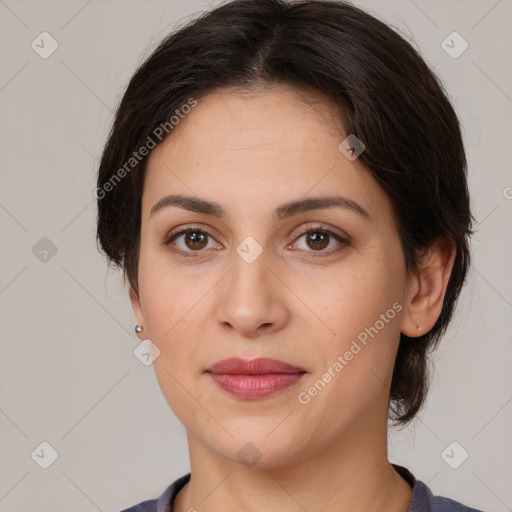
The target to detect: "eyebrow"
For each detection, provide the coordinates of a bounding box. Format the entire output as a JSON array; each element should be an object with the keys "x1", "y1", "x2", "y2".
[{"x1": 149, "y1": 194, "x2": 370, "y2": 221}]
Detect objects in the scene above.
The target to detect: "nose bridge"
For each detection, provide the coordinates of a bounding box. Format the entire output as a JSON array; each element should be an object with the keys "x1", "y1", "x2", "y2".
[
  {"x1": 229, "y1": 240, "x2": 272, "y2": 306},
  {"x1": 216, "y1": 239, "x2": 287, "y2": 335},
  {"x1": 229, "y1": 227, "x2": 273, "y2": 291},
  {"x1": 232, "y1": 240, "x2": 269, "y2": 293}
]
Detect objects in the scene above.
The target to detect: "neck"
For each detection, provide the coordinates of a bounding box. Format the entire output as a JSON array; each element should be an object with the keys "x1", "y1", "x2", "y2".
[{"x1": 173, "y1": 413, "x2": 412, "y2": 512}]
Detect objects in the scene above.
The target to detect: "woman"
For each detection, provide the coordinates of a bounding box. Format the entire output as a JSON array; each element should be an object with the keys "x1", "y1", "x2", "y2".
[{"x1": 96, "y1": 0, "x2": 481, "y2": 510}]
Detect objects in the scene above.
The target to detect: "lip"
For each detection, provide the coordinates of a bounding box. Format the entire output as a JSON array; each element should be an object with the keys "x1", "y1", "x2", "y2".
[
  {"x1": 206, "y1": 357, "x2": 306, "y2": 399},
  {"x1": 207, "y1": 357, "x2": 305, "y2": 375}
]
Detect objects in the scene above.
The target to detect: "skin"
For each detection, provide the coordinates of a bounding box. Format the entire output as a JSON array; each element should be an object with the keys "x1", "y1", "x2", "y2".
[{"x1": 130, "y1": 84, "x2": 455, "y2": 512}]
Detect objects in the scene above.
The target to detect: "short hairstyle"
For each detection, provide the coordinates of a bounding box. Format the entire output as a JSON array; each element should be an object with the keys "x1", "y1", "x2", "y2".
[{"x1": 96, "y1": 0, "x2": 473, "y2": 424}]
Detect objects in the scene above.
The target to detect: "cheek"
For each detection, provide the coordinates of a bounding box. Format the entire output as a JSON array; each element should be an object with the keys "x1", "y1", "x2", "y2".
[
  {"x1": 139, "y1": 262, "x2": 208, "y2": 422},
  {"x1": 137, "y1": 245, "x2": 203, "y2": 335},
  {"x1": 310, "y1": 256, "x2": 403, "y2": 341},
  {"x1": 296, "y1": 280, "x2": 403, "y2": 430},
  {"x1": 300, "y1": 251, "x2": 405, "y2": 398}
]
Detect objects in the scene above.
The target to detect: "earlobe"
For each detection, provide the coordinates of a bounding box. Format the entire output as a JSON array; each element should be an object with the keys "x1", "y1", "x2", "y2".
[
  {"x1": 129, "y1": 287, "x2": 146, "y2": 338},
  {"x1": 401, "y1": 236, "x2": 456, "y2": 337}
]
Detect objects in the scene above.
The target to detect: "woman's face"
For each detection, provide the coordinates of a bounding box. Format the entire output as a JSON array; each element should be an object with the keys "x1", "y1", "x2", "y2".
[{"x1": 131, "y1": 85, "x2": 413, "y2": 467}]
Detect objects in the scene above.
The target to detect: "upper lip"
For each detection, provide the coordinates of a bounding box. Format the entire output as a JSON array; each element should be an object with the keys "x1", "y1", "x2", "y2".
[{"x1": 206, "y1": 357, "x2": 306, "y2": 375}]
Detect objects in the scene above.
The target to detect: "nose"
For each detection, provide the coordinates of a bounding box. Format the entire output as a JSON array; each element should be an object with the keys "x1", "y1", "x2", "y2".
[{"x1": 216, "y1": 247, "x2": 290, "y2": 337}]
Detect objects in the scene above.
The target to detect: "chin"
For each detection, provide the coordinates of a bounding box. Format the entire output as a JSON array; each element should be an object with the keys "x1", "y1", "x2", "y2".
[{"x1": 209, "y1": 429, "x2": 306, "y2": 470}]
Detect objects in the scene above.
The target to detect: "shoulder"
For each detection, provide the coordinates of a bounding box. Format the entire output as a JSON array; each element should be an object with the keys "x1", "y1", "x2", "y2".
[
  {"x1": 392, "y1": 464, "x2": 484, "y2": 512},
  {"x1": 119, "y1": 468, "x2": 484, "y2": 512},
  {"x1": 412, "y1": 479, "x2": 485, "y2": 512},
  {"x1": 119, "y1": 500, "x2": 157, "y2": 512},
  {"x1": 118, "y1": 474, "x2": 191, "y2": 512}
]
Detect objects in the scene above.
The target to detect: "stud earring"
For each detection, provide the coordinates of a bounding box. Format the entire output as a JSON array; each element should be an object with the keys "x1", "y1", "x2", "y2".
[
  {"x1": 135, "y1": 325, "x2": 144, "y2": 334},
  {"x1": 417, "y1": 326, "x2": 422, "y2": 332}
]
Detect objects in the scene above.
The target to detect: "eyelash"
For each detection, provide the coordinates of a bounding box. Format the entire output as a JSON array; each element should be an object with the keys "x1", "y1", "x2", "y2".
[{"x1": 162, "y1": 223, "x2": 350, "y2": 259}]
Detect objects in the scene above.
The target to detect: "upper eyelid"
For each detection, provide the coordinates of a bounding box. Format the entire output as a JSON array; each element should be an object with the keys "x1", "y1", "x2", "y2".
[
  {"x1": 165, "y1": 224, "x2": 217, "y2": 241},
  {"x1": 291, "y1": 223, "x2": 349, "y2": 240}
]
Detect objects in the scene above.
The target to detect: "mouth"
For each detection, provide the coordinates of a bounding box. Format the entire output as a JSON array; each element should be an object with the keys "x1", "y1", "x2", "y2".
[{"x1": 205, "y1": 357, "x2": 306, "y2": 399}]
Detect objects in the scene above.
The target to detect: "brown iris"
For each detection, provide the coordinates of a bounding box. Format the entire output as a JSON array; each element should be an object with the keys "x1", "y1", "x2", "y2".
[
  {"x1": 184, "y1": 230, "x2": 208, "y2": 250},
  {"x1": 305, "y1": 231, "x2": 329, "y2": 251}
]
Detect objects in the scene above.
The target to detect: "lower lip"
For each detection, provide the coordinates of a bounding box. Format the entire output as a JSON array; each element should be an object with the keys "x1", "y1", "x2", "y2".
[{"x1": 208, "y1": 373, "x2": 305, "y2": 399}]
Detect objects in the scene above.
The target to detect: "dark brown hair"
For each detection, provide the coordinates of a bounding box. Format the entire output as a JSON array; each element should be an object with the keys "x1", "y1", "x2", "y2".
[{"x1": 96, "y1": 0, "x2": 473, "y2": 424}]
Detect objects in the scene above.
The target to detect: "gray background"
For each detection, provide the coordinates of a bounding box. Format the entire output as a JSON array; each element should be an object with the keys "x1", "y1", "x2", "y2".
[{"x1": 0, "y1": 0, "x2": 511, "y2": 511}]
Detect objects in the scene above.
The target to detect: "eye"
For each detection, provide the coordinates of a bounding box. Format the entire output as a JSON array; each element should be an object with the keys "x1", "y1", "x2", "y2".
[
  {"x1": 289, "y1": 225, "x2": 350, "y2": 257},
  {"x1": 163, "y1": 225, "x2": 220, "y2": 257},
  {"x1": 162, "y1": 223, "x2": 350, "y2": 258}
]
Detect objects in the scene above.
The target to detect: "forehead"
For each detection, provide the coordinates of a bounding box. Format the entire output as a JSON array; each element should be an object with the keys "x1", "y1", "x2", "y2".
[{"x1": 142, "y1": 85, "x2": 390, "y2": 222}]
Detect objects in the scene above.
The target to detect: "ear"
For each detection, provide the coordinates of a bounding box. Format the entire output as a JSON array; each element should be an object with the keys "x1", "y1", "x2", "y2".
[
  {"x1": 129, "y1": 287, "x2": 146, "y2": 339},
  {"x1": 401, "y1": 236, "x2": 456, "y2": 337}
]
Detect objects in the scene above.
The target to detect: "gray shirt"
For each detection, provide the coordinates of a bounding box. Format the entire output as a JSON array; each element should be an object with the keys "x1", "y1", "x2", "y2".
[{"x1": 120, "y1": 464, "x2": 484, "y2": 512}]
